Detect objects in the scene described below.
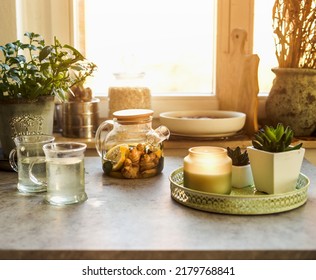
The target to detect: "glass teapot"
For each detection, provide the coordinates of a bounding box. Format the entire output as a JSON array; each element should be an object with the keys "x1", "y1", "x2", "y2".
[{"x1": 95, "y1": 109, "x2": 170, "y2": 179}]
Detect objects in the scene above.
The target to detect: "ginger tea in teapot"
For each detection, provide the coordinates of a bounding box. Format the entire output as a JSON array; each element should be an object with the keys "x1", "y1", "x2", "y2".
[{"x1": 95, "y1": 109, "x2": 170, "y2": 179}]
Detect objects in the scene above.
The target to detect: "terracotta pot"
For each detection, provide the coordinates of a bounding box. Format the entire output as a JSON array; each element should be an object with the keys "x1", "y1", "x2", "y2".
[
  {"x1": 0, "y1": 96, "x2": 54, "y2": 159},
  {"x1": 265, "y1": 68, "x2": 316, "y2": 136}
]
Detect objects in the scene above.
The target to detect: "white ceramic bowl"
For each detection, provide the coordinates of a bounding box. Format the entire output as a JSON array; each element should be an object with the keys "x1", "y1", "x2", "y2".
[{"x1": 159, "y1": 110, "x2": 246, "y2": 136}]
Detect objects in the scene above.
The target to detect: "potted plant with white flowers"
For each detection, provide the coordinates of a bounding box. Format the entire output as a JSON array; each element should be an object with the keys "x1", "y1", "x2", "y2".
[
  {"x1": 0, "y1": 32, "x2": 96, "y2": 159},
  {"x1": 247, "y1": 123, "x2": 304, "y2": 194},
  {"x1": 227, "y1": 146, "x2": 253, "y2": 189}
]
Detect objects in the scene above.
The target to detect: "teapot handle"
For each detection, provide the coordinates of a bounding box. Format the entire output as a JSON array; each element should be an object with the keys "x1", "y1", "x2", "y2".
[
  {"x1": 146, "y1": 125, "x2": 170, "y2": 145},
  {"x1": 95, "y1": 120, "x2": 114, "y2": 157}
]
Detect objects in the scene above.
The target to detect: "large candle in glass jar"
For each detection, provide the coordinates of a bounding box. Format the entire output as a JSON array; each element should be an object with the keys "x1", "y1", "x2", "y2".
[{"x1": 183, "y1": 146, "x2": 232, "y2": 194}]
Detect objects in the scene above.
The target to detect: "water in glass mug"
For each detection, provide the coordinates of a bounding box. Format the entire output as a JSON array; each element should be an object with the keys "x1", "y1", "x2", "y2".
[
  {"x1": 45, "y1": 157, "x2": 86, "y2": 205},
  {"x1": 18, "y1": 157, "x2": 46, "y2": 193},
  {"x1": 9, "y1": 135, "x2": 55, "y2": 193}
]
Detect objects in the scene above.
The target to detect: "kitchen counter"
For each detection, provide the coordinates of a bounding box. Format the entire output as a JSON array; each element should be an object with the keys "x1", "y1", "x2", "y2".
[{"x1": 0, "y1": 149, "x2": 316, "y2": 260}]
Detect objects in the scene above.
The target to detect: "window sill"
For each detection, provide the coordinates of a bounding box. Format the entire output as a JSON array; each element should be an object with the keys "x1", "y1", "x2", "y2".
[
  {"x1": 96, "y1": 94, "x2": 268, "y2": 120},
  {"x1": 54, "y1": 132, "x2": 252, "y2": 157},
  {"x1": 54, "y1": 132, "x2": 313, "y2": 159}
]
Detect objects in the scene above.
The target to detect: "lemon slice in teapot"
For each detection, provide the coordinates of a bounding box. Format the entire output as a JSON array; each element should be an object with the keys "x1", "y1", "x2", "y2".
[{"x1": 106, "y1": 144, "x2": 129, "y2": 171}]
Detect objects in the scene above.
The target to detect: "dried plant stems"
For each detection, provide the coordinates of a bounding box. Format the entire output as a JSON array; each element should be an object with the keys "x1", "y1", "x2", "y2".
[{"x1": 272, "y1": 0, "x2": 316, "y2": 68}]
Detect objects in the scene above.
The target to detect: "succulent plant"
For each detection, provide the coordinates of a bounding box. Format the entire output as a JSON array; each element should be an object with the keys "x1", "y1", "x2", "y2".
[
  {"x1": 252, "y1": 123, "x2": 302, "y2": 152},
  {"x1": 227, "y1": 146, "x2": 250, "y2": 166}
]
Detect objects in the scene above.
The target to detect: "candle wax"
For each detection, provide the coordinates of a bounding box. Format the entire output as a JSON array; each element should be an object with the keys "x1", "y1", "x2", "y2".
[{"x1": 183, "y1": 171, "x2": 231, "y2": 194}]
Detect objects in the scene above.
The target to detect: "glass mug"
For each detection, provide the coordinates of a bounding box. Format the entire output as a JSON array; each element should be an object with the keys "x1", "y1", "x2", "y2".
[
  {"x1": 30, "y1": 142, "x2": 88, "y2": 205},
  {"x1": 183, "y1": 146, "x2": 232, "y2": 194},
  {"x1": 9, "y1": 135, "x2": 55, "y2": 193}
]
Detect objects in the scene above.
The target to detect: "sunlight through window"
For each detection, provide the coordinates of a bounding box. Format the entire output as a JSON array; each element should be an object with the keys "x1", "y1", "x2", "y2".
[
  {"x1": 253, "y1": 0, "x2": 278, "y2": 93},
  {"x1": 83, "y1": 0, "x2": 215, "y2": 95}
]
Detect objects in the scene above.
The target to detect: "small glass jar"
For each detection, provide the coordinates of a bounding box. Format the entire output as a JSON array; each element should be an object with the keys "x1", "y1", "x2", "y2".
[
  {"x1": 183, "y1": 146, "x2": 232, "y2": 194},
  {"x1": 95, "y1": 109, "x2": 170, "y2": 179},
  {"x1": 108, "y1": 72, "x2": 151, "y2": 118}
]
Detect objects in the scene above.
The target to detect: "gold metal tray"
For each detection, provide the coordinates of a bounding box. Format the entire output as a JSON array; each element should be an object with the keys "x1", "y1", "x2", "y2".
[{"x1": 169, "y1": 168, "x2": 310, "y2": 215}]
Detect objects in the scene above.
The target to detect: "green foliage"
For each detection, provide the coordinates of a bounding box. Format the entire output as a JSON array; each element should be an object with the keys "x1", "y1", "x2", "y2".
[
  {"x1": 0, "y1": 32, "x2": 97, "y2": 100},
  {"x1": 227, "y1": 146, "x2": 250, "y2": 166},
  {"x1": 252, "y1": 123, "x2": 302, "y2": 152}
]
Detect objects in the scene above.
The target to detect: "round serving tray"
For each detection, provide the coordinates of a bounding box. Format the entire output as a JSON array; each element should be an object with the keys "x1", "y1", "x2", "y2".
[{"x1": 169, "y1": 168, "x2": 310, "y2": 215}]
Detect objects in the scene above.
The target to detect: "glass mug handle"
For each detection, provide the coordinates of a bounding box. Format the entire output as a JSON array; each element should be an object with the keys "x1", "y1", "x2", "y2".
[
  {"x1": 29, "y1": 158, "x2": 47, "y2": 187},
  {"x1": 95, "y1": 120, "x2": 114, "y2": 157},
  {"x1": 8, "y1": 148, "x2": 18, "y2": 172}
]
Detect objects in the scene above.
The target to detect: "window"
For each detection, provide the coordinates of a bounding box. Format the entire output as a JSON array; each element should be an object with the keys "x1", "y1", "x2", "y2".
[
  {"x1": 1, "y1": 0, "x2": 278, "y2": 118},
  {"x1": 82, "y1": 0, "x2": 216, "y2": 96}
]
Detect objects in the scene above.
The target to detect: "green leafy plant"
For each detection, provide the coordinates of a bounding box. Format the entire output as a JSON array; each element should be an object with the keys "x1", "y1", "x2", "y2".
[
  {"x1": 227, "y1": 146, "x2": 250, "y2": 166},
  {"x1": 0, "y1": 32, "x2": 97, "y2": 101},
  {"x1": 252, "y1": 123, "x2": 302, "y2": 152}
]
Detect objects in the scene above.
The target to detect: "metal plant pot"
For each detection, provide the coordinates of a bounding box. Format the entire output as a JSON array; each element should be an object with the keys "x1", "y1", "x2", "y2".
[
  {"x1": 62, "y1": 98, "x2": 100, "y2": 139},
  {"x1": 0, "y1": 96, "x2": 55, "y2": 159}
]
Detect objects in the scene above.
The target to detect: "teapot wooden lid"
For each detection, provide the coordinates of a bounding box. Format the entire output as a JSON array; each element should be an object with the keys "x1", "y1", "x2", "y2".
[{"x1": 113, "y1": 109, "x2": 153, "y2": 121}]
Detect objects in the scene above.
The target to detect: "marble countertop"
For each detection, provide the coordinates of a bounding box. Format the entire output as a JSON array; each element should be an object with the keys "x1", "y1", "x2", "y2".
[{"x1": 1, "y1": 149, "x2": 316, "y2": 260}]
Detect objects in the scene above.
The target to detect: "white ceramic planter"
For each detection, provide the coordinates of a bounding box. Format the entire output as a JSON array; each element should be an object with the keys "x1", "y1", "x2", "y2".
[
  {"x1": 232, "y1": 165, "x2": 254, "y2": 188},
  {"x1": 247, "y1": 146, "x2": 305, "y2": 194}
]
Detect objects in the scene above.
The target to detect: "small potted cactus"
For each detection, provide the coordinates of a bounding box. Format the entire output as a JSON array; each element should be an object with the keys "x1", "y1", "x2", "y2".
[
  {"x1": 227, "y1": 146, "x2": 253, "y2": 188},
  {"x1": 247, "y1": 123, "x2": 304, "y2": 194}
]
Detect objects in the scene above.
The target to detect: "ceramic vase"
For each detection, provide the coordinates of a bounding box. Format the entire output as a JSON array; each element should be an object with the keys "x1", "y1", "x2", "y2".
[{"x1": 265, "y1": 68, "x2": 316, "y2": 136}]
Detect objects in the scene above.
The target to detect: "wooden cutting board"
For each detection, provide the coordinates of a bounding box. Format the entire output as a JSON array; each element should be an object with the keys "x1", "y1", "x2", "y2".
[{"x1": 217, "y1": 28, "x2": 260, "y2": 136}]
